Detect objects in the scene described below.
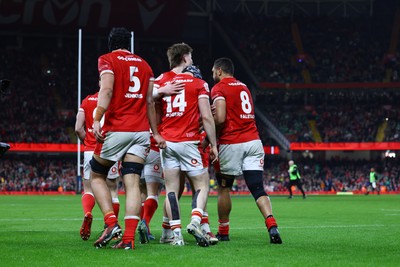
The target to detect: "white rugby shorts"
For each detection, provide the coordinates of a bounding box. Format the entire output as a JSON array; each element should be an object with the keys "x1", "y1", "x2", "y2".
[
  {"x1": 83, "y1": 151, "x2": 119, "y2": 180},
  {"x1": 141, "y1": 149, "x2": 163, "y2": 183},
  {"x1": 218, "y1": 139, "x2": 264, "y2": 176},
  {"x1": 160, "y1": 141, "x2": 204, "y2": 172},
  {"x1": 97, "y1": 131, "x2": 150, "y2": 162}
]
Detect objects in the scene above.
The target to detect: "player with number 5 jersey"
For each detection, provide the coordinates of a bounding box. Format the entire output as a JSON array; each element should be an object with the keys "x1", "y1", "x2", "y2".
[
  {"x1": 90, "y1": 27, "x2": 165, "y2": 250},
  {"x1": 97, "y1": 47, "x2": 153, "y2": 133}
]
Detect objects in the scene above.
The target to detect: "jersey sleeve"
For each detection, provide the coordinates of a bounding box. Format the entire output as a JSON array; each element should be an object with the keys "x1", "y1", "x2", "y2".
[
  {"x1": 198, "y1": 80, "x2": 210, "y2": 100},
  {"x1": 211, "y1": 83, "x2": 225, "y2": 103},
  {"x1": 98, "y1": 55, "x2": 114, "y2": 76},
  {"x1": 80, "y1": 97, "x2": 88, "y2": 113}
]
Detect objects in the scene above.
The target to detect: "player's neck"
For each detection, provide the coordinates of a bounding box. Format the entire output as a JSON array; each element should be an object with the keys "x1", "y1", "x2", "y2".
[
  {"x1": 221, "y1": 74, "x2": 233, "y2": 80},
  {"x1": 112, "y1": 48, "x2": 130, "y2": 53},
  {"x1": 172, "y1": 66, "x2": 185, "y2": 74}
]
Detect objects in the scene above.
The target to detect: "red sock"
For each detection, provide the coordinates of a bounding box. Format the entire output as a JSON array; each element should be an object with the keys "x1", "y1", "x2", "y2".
[
  {"x1": 104, "y1": 212, "x2": 118, "y2": 227},
  {"x1": 218, "y1": 219, "x2": 230, "y2": 235},
  {"x1": 81, "y1": 193, "x2": 95, "y2": 215},
  {"x1": 265, "y1": 215, "x2": 278, "y2": 231},
  {"x1": 123, "y1": 216, "x2": 139, "y2": 243},
  {"x1": 112, "y1": 202, "x2": 120, "y2": 219},
  {"x1": 143, "y1": 197, "x2": 158, "y2": 233}
]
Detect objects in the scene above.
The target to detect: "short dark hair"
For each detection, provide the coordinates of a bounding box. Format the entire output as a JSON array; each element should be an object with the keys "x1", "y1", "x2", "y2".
[
  {"x1": 213, "y1": 57, "x2": 234, "y2": 75},
  {"x1": 167, "y1": 43, "x2": 193, "y2": 69},
  {"x1": 108, "y1": 27, "x2": 131, "y2": 51}
]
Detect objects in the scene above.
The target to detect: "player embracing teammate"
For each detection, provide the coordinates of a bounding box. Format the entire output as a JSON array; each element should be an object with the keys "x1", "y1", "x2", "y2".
[{"x1": 82, "y1": 28, "x2": 282, "y2": 249}]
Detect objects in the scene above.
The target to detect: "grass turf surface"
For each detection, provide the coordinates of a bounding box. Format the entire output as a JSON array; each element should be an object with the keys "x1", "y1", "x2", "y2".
[{"x1": 0, "y1": 194, "x2": 399, "y2": 267}]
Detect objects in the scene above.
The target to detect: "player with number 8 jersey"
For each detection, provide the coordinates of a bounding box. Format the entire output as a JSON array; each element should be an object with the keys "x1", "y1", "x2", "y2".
[
  {"x1": 211, "y1": 57, "x2": 282, "y2": 245},
  {"x1": 210, "y1": 72, "x2": 259, "y2": 144}
]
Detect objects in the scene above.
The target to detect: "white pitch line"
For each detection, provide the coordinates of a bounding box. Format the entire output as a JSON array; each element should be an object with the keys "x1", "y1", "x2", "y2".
[
  {"x1": 380, "y1": 209, "x2": 400, "y2": 211},
  {"x1": 0, "y1": 218, "x2": 102, "y2": 221},
  {"x1": 0, "y1": 222, "x2": 390, "y2": 231}
]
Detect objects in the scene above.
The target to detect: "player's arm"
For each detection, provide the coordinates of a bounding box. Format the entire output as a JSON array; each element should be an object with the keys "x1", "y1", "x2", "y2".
[
  {"x1": 153, "y1": 82, "x2": 184, "y2": 100},
  {"x1": 147, "y1": 79, "x2": 166, "y2": 148},
  {"x1": 199, "y1": 97, "x2": 218, "y2": 163},
  {"x1": 213, "y1": 98, "x2": 226, "y2": 138},
  {"x1": 75, "y1": 109, "x2": 86, "y2": 143},
  {"x1": 93, "y1": 73, "x2": 114, "y2": 143}
]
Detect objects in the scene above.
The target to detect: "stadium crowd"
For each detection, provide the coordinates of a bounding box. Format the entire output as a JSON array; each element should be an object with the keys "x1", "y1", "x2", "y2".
[
  {"x1": 1, "y1": 14, "x2": 400, "y2": 195},
  {"x1": 2, "y1": 155, "x2": 399, "y2": 193},
  {"x1": 224, "y1": 14, "x2": 392, "y2": 83},
  {"x1": 0, "y1": 156, "x2": 76, "y2": 192},
  {"x1": 255, "y1": 90, "x2": 400, "y2": 142}
]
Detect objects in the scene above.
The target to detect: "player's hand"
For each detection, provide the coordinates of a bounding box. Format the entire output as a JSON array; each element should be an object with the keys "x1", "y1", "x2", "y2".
[
  {"x1": 153, "y1": 133, "x2": 166, "y2": 149},
  {"x1": 93, "y1": 121, "x2": 105, "y2": 143},
  {"x1": 209, "y1": 146, "x2": 219, "y2": 164},
  {"x1": 201, "y1": 138, "x2": 210, "y2": 152},
  {"x1": 160, "y1": 82, "x2": 184, "y2": 96}
]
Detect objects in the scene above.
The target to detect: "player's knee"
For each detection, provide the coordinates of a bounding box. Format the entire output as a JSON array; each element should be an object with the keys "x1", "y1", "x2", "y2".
[
  {"x1": 243, "y1": 170, "x2": 267, "y2": 200},
  {"x1": 90, "y1": 157, "x2": 111, "y2": 176},
  {"x1": 216, "y1": 173, "x2": 234, "y2": 189},
  {"x1": 121, "y1": 161, "x2": 144, "y2": 176}
]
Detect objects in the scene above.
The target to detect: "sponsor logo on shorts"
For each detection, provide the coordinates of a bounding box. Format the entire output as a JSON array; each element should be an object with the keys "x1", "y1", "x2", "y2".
[{"x1": 191, "y1": 159, "x2": 199, "y2": 166}]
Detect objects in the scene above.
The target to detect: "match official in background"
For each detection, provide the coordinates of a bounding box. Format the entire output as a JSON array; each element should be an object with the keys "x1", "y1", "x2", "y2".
[
  {"x1": 287, "y1": 160, "x2": 306, "y2": 199},
  {"x1": 365, "y1": 167, "x2": 380, "y2": 195}
]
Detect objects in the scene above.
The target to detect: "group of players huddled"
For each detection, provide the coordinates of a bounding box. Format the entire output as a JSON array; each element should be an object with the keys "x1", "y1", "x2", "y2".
[{"x1": 75, "y1": 27, "x2": 282, "y2": 250}]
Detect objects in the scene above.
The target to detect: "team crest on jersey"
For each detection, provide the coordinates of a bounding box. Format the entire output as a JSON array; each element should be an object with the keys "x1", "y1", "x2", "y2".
[
  {"x1": 260, "y1": 159, "x2": 264, "y2": 166},
  {"x1": 153, "y1": 164, "x2": 160, "y2": 171},
  {"x1": 191, "y1": 159, "x2": 198, "y2": 165}
]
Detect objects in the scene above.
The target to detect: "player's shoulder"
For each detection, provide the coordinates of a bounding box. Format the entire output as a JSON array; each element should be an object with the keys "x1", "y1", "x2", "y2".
[
  {"x1": 190, "y1": 77, "x2": 209, "y2": 94},
  {"x1": 155, "y1": 70, "x2": 176, "y2": 82}
]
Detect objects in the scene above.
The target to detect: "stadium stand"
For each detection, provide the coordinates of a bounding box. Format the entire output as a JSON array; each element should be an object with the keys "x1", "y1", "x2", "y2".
[{"x1": 1, "y1": 0, "x2": 400, "y2": 193}]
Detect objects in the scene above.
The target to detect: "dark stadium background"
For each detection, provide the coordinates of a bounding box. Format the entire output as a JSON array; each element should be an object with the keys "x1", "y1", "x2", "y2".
[{"x1": 0, "y1": 0, "x2": 399, "y2": 194}]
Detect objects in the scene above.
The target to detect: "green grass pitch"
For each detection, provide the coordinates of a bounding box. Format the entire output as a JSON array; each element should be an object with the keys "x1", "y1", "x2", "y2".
[{"x1": 0, "y1": 194, "x2": 399, "y2": 267}]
